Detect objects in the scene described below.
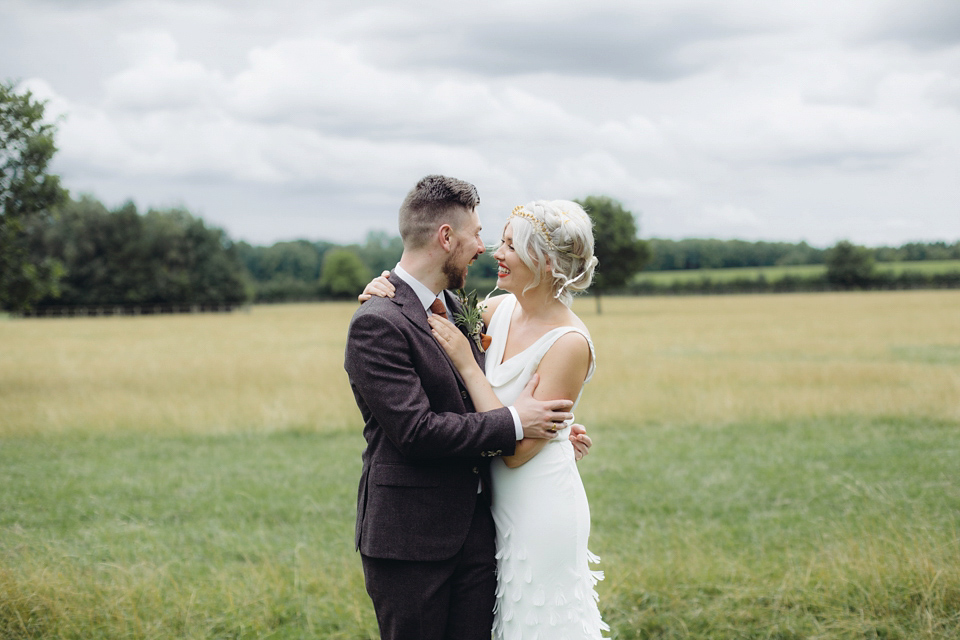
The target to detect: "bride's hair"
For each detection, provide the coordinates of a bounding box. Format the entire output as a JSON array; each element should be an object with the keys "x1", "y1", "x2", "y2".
[{"x1": 504, "y1": 200, "x2": 599, "y2": 307}]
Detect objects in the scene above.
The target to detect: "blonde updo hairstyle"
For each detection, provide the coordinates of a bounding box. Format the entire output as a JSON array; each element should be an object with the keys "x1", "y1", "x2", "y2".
[{"x1": 503, "y1": 200, "x2": 599, "y2": 307}]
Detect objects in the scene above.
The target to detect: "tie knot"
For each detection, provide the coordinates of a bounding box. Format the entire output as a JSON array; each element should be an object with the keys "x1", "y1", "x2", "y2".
[{"x1": 429, "y1": 297, "x2": 447, "y2": 318}]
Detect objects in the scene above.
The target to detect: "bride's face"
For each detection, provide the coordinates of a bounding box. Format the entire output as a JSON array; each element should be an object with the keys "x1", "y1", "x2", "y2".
[{"x1": 493, "y1": 222, "x2": 538, "y2": 293}]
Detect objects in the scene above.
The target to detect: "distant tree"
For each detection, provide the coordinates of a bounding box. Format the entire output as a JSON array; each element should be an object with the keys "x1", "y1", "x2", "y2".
[
  {"x1": 646, "y1": 238, "x2": 825, "y2": 271},
  {"x1": 258, "y1": 240, "x2": 326, "y2": 282},
  {"x1": 1, "y1": 80, "x2": 68, "y2": 311},
  {"x1": 775, "y1": 241, "x2": 824, "y2": 266},
  {"x1": 576, "y1": 196, "x2": 651, "y2": 313},
  {"x1": 235, "y1": 239, "x2": 338, "y2": 301},
  {"x1": 29, "y1": 195, "x2": 248, "y2": 306},
  {"x1": 357, "y1": 230, "x2": 404, "y2": 276},
  {"x1": 319, "y1": 248, "x2": 371, "y2": 299},
  {"x1": 840, "y1": 240, "x2": 960, "y2": 264},
  {"x1": 825, "y1": 240, "x2": 876, "y2": 289},
  {"x1": 141, "y1": 206, "x2": 248, "y2": 304}
]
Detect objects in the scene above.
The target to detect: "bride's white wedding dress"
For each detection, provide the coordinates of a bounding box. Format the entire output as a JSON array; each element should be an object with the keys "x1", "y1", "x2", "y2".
[{"x1": 484, "y1": 294, "x2": 608, "y2": 640}]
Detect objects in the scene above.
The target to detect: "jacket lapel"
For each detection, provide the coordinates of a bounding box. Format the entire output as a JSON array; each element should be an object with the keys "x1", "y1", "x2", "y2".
[
  {"x1": 389, "y1": 273, "x2": 473, "y2": 396},
  {"x1": 390, "y1": 273, "x2": 433, "y2": 337}
]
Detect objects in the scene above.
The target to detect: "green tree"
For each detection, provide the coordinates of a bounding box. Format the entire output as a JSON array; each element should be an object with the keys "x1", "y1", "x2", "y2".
[
  {"x1": 258, "y1": 240, "x2": 325, "y2": 282},
  {"x1": 140, "y1": 206, "x2": 248, "y2": 304},
  {"x1": 235, "y1": 239, "x2": 337, "y2": 302},
  {"x1": 645, "y1": 238, "x2": 825, "y2": 271},
  {"x1": 825, "y1": 240, "x2": 876, "y2": 289},
  {"x1": 357, "y1": 230, "x2": 404, "y2": 276},
  {"x1": 319, "y1": 248, "x2": 371, "y2": 299},
  {"x1": 1, "y1": 80, "x2": 67, "y2": 311},
  {"x1": 29, "y1": 195, "x2": 248, "y2": 306},
  {"x1": 576, "y1": 195, "x2": 651, "y2": 313}
]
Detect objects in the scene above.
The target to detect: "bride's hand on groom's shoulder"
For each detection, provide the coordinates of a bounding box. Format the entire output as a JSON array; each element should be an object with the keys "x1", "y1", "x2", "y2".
[{"x1": 358, "y1": 270, "x2": 394, "y2": 303}]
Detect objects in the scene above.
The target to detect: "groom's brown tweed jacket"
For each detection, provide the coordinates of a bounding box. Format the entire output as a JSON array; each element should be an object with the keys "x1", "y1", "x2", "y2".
[{"x1": 344, "y1": 272, "x2": 517, "y2": 562}]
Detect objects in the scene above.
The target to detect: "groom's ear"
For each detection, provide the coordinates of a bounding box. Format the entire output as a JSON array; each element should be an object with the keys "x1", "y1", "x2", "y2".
[{"x1": 437, "y1": 224, "x2": 454, "y2": 252}]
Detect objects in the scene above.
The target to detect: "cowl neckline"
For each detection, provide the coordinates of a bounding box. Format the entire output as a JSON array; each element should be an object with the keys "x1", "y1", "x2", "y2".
[{"x1": 484, "y1": 294, "x2": 595, "y2": 389}]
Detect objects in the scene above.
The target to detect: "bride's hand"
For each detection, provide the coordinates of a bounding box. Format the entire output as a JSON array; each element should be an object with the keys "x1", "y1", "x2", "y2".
[
  {"x1": 428, "y1": 315, "x2": 475, "y2": 370},
  {"x1": 569, "y1": 423, "x2": 592, "y2": 461},
  {"x1": 358, "y1": 270, "x2": 395, "y2": 303}
]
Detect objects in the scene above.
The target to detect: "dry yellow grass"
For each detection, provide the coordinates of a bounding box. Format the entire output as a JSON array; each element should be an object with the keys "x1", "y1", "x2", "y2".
[
  {"x1": 2, "y1": 291, "x2": 958, "y2": 437},
  {"x1": 0, "y1": 303, "x2": 360, "y2": 436},
  {"x1": 576, "y1": 290, "x2": 960, "y2": 426}
]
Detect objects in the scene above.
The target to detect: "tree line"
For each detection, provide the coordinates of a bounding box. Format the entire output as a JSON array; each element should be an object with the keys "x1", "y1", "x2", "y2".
[
  {"x1": 627, "y1": 240, "x2": 960, "y2": 296},
  {"x1": 8, "y1": 191, "x2": 958, "y2": 312},
  {"x1": 647, "y1": 238, "x2": 960, "y2": 271}
]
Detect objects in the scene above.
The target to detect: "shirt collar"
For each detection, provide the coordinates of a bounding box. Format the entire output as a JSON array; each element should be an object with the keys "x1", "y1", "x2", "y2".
[{"x1": 394, "y1": 264, "x2": 443, "y2": 312}]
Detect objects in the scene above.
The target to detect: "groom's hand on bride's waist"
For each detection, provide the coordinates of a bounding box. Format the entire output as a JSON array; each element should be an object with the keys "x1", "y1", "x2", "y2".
[{"x1": 513, "y1": 374, "x2": 574, "y2": 440}]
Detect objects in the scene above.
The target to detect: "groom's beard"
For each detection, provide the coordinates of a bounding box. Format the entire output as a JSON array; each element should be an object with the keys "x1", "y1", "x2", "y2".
[{"x1": 442, "y1": 252, "x2": 473, "y2": 290}]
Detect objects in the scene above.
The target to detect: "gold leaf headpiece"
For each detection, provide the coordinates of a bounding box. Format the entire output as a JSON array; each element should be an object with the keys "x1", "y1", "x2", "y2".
[
  {"x1": 510, "y1": 205, "x2": 579, "y2": 258},
  {"x1": 510, "y1": 206, "x2": 550, "y2": 237}
]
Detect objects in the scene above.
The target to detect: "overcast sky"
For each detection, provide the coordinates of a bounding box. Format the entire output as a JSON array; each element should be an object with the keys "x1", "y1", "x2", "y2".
[{"x1": 3, "y1": 0, "x2": 959, "y2": 247}]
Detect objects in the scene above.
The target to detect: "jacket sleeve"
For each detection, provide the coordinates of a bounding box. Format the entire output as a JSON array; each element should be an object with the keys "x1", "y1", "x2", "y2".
[{"x1": 345, "y1": 308, "x2": 517, "y2": 459}]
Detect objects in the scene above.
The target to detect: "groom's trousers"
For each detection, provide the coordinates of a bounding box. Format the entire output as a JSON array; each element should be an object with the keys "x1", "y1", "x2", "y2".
[{"x1": 361, "y1": 497, "x2": 497, "y2": 640}]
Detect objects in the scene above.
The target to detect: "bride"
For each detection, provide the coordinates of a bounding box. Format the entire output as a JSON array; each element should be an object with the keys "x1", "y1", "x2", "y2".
[{"x1": 364, "y1": 200, "x2": 608, "y2": 639}]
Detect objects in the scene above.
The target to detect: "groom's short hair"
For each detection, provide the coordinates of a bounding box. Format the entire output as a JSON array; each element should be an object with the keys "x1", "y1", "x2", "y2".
[{"x1": 398, "y1": 175, "x2": 480, "y2": 249}]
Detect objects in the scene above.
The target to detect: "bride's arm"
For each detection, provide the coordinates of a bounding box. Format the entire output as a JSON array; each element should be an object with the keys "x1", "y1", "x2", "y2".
[
  {"x1": 429, "y1": 316, "x2": 591, "y2": 468},
  {"x1": 427, "y1": 315, "x2": 503, "y2": 413},
  {"x1": 502, "y1": 332, "x2": 591, "y2": 467}
]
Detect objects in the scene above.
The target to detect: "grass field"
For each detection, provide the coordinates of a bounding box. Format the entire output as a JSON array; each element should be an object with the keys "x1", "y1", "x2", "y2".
[
  {"x1": 632, "y1": 259, "x2": 960, "y2": 285},
  {"x1": 2, "y1": 292, "x2": 959, "y2": 638}
]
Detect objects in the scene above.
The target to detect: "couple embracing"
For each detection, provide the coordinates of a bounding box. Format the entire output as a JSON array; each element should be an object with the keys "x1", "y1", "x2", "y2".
[{"x1": 344, "y1": 175, "x2": 608, "y2": 640}]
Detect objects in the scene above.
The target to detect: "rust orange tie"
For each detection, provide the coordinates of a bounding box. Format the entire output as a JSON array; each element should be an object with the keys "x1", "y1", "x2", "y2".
[{"x1": 429, "y1": 297, "x2": 447, "y2": 319}]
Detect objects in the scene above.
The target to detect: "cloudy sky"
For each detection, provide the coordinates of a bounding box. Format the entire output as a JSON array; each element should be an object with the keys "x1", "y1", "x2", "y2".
[{"x1": 3, "y1": 0, "x2": 959, "y2": 247}]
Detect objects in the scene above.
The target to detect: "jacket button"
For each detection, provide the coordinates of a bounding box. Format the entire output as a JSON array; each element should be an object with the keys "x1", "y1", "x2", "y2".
[
  {"x1": 461, "y1": 390, "x2": 468, "y2": 400},
  {"x1": 472, "y1": 466, "x2": 479, "y2": 474}
]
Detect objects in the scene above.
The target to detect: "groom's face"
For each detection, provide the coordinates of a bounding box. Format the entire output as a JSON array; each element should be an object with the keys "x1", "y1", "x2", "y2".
[{"x1": 442, "y1": 207, "x2": 485, "y2": 290}]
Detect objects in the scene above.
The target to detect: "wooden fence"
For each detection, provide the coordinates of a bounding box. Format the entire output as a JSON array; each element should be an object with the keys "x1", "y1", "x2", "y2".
[{"x1": 17, "y1": 303, "x2": 248, "y2": 318}]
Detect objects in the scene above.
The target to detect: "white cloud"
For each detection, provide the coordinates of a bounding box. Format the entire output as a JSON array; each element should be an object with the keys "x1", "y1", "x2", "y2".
[
  {"x1": 697, "y1": 204, "x2": 765, "y2": 237},
  {"x1": 104, "y1": 31, "x2": 223, "y2": 111},
  {"x1": 2, "y1": 0, "x2": 959, "y2": 245}
]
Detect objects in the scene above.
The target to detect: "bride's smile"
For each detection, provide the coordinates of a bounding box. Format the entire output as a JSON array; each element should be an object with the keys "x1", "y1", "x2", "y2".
[{"x1": 493, "y1": 222, "x2": 537, "y2": 292}]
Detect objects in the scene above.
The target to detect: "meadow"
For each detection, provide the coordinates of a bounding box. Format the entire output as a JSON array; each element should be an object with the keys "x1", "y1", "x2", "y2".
[{"x1": 2, "y1": 292, "x2": 959, "y2": 639}]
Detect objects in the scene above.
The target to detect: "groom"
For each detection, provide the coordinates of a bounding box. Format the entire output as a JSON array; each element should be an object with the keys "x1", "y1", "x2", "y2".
[{"x1": 345, "y1": 175, "x2": 581, "y2": 640}]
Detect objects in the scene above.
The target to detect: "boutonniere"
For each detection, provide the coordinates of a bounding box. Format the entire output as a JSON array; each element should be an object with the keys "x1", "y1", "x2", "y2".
[{"x1": 453, "y1": 289, "x2": 491, "y2": 353}]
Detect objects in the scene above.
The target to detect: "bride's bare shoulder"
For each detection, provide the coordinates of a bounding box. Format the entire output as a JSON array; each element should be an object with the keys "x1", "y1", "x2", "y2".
[
  {"x1": 537, "y1": 330, "x2": 592, "y2": 388},
  {"x1": 481, "y1": 292, "x2": 511, "y2": 325}
]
